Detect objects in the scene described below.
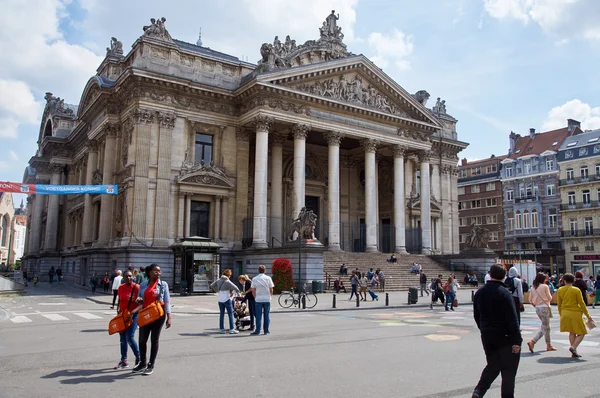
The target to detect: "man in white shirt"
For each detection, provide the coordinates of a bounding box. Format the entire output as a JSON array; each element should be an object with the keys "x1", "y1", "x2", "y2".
[
  {"x1": 110, "y1": 270, "x2": 123, "y2": 309},
  {"x1": 484, "y1": 271, "x2": 491, "y2": 284},
  {"x1": 250, "y1": 265, "x2": 275, "y2": 335}
]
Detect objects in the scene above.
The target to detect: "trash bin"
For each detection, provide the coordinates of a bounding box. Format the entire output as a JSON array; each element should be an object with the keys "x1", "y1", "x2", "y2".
[
  {"x1": 408, "y1": 287, "x2": 418, "y2": 304},
  {"x1": 312, "y1": 280, "x2": 323, "y2": 294}
]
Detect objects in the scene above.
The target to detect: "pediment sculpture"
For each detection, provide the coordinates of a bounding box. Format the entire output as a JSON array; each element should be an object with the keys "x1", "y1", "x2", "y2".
[
  {"x1": 294, "y1": 75, "x2": 408, "y2": 117},
  {"x1": 177, "y1": 160, "x2": 234, "y2": 188},
  {"x1": 257, "y1": 10, "x2": 350, "y2": 72}
]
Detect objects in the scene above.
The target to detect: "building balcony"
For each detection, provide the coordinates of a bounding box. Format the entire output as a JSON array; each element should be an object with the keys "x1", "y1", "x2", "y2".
[
  {"x1": 559, "y1": 175, "x2": 600, "y2": 186},
  {"x1": 505, "y1": 227, "x2": 560, "y2": 238},
  {"x1": 560, "y1": 201, "x2": 599, "y2": 211},
  {"x1": 561, "y1": 229, "x2": 600, "y2": 238},
  {"x1": 514, "y1": 195, "x2": 539, "y2": 203}
]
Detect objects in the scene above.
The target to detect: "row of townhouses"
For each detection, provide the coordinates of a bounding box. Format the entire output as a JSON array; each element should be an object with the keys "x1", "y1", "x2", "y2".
[{"x1": 458, "y1": 119, "x2": 600, "y2": 275}]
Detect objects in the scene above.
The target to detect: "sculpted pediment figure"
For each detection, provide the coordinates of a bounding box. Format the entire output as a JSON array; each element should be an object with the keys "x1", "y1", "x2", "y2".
[{"x1": 178, "y1": 161, "x2": 234, "y2": 188}]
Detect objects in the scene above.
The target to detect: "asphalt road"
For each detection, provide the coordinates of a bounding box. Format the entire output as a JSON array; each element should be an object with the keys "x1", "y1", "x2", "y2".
[{"x1": 1, "y1": 284, "x2": 600, "y2": 398}]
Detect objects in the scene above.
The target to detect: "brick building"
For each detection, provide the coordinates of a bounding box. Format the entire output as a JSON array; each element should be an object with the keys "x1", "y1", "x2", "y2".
[{"x1": 457, "y1": 155, "x2": 505, "y2": 252}]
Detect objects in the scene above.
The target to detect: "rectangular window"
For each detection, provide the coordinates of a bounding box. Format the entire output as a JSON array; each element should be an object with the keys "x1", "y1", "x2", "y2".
[
  {"x1": 546, "y1": 158, "x2": 554, "y2": 171},
  {"x1": 458, "y1": 186, "x2": 465, "y2": 195},
  {"x1": 489, "y1": 232, "x2": 499, "y2": 241},
  {"x1": 581, "y1": 166, "x2": 589, "y2": 179},
  {"x1": 568, "y1": 191, "x2": 576, "y2": 205},
  {"x1": 524, "y1": 162, "x2": 531, "y2": 174},
  {"x1": 585, "y1": 217, "x2": 593, "y2": 235},
  {"x1": 459, "y1": 234, "x2": 465, "y2": 244},
  {"x1": 475, "y1": 216, "x2": 483, "y2": 225},
  {"x1": 548, "y1": 209, "x2": 557, "y2": 228},
  {"x1": 194, "y1": 133, "x2": 213, "y2": 165},
  {"x1": 486, "y1": 164, "x2": 497, "y2": 174},
  {"x1": 507, "y1": 217, "x2": 514, "y2": 231},
  {"x1": 472, "y1": 167, "x2": 481, "y2": 176},
  {"x1": 585, "y1": 240, "x2": 595, "y2": 251},
  {"x1": 471, "y1": 185, "x2": 480, "y2": 193},
  {"x1": 471, "y1": 200, "x2": 481, "y2": 209},
  {"x1": 486, "y1": 215, "x2": 498, "y2": 224},
  {"x1": 516, "y1": 213, "x2": 523, "y2": 229},
  {"x1": 570, "y1": 219, "x2": 578, "y2": 235},
  {"x1": 566, "y1": 168, "x2": 574, "y2": 180},
  {"x1": 506, "y1": 167, "x2": 514, "y2": 177},
  {"x1": 596, "y1": 164, "x2": 600, "y2": 176},
  {"x1": 506, "y1": 190, "x2": 514, "y2": 201},
  {"x1": 546, "y1": 184, "x2": 555, "y2": 196},
  {"x1": 486, "y1": 198, "x2": 497, "y2": 207},
  {"x1": 190, "y1": 201, "x2": 211, "y2": 237},
  {"x1": 459, "y1": 218, "x2": 466, "y2": 227},
  {"x1": 459, "y1": 169, "x2": 467, "y2": 178},
  {"x1": 525, "y1": 183, "x2": 533, "y2": 197},
  {"x1": 486, "y1": 182, "x2": 495, "y2": 191},
  {"x1": 583, "y1": 190, "x2": 591, "y2": 204}
]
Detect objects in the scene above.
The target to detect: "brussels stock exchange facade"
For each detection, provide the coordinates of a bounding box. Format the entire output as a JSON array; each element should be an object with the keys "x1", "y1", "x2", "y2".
[{"x1": 22, "y1": 14, "x2": 467, "y2": 286}]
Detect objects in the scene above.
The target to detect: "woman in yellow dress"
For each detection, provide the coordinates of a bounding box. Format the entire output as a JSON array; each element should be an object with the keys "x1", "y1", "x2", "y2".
[{"x1": 557, "y1": 273, "x2": 593, "y2": 358}]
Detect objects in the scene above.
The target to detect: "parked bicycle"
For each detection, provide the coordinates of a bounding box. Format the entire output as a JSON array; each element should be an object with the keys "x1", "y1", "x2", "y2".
[{"x1": 278, "y1": 285, "x2": 318, "y2": 309}]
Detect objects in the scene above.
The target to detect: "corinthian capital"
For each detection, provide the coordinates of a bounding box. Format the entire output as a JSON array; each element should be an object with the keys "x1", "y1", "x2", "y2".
[
  {"x1": 393, "y1": 145, "x2": 408, "y2": 158},
  {"x1": 418, "y1": 150, "x2": 432, "y2": 163},
  {"x1": 88, "y1": 139, "x2": 99, "y2": 152},
  {"x1": 102, "y1": 122, "x2": 119, "y2": 138},
  {"x1": 361, "y1": 138, "x2": 379, "y2": 153},
  {"x1": 254, "y1": 115, "x2": 273, "y2": 132},
  {"x1": 157, "y1": 111, "x2": 177, "y2": 129},
  {"x1": 49, "y1": 163, "x2": 64, "y2": 174},
  {"x1": 325, "y1": 131, "x2": 344, "y2": 146},
  {"x1": 132, "y1": 108, "x2": 155, "y2": 124},
  {"x1": 291, "y1": 124, "x2": 309, "y2": 140}
]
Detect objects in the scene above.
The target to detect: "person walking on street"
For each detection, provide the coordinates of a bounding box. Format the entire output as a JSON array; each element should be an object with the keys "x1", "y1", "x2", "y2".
[
  {"x1": 573, "y1": 271, "x2": 589, "y2": 306},
  {"x1": 114, "y1": 270, "x2": 140, "y2": 369},
  {"x1": 377, "y1": 269, "x2": 385, "y2": 291},
  {"x1": 239, "y1": 274, "x2": 255, "y2": 331},
  {"x1": 557, "y1": 273, "x2": 593, "y2": 358},
  {"x1": 592, "y1": 275, "x2": 600, "y2": 309},
  {"x1": 129, "y1": 263, "x2": 171, "y2": 375},
  {"x1": 505, "y1": 267, "x2": 524, "y2": 325},
  {"x1": 56, "y1": 267, "x2": 62, "y2": 282},
  {"x1": 349, "y1": 270, "x2": 359, "y2": 301},
  {"x1": 136, "y1": 266, "x2": 147, "y2": 285},
  {"x1": 472, "y1": 264, "x2": 522, "y2": 398},
  {"x1": 430, "y1": 274, "x2": 444, "y2": 309},
  {"x1": 526, "y1": 273, "x2": 557, "y2": 353},
  {"x1": 210, "y1": 269, "x2": 240, "y2": 335},
  {"x1": 420, "y1": 270, "x2": 429, "y2": 297},
  {"x1": 90, "y1": 272, "x2": 99, "y2": 294},
  {"x1": 48, "y1": 266, "x2": 55, "y2": 284},
  {"x1": 359, "y1": 274, "x2": 368, "y2": 301},
  {"x1": 111, "y1": 270, "x2": 123, "y2": 309},
  {"x1": 250, "y1": 265, "x2": 274, "y2": 335},
  {"x1": 103, "y1": 272, "x2": 110, "y2": 293},
  {"x1": 444, "y1": 276, "x2": 458, "y2": 311}
]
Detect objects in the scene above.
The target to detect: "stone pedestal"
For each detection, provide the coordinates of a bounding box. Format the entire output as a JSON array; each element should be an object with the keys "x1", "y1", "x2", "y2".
[{"x1": 454, "y1": 248, "x2": 498, "y2": 278}]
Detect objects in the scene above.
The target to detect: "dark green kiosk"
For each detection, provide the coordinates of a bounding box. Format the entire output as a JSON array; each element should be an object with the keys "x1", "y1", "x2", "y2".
[{"x1": 170, "y1": 236, "x2": 221, "y2": 295}]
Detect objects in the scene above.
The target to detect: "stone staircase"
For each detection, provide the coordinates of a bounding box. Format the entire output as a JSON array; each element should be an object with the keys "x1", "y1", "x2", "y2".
[{"x1": 322, "y1": 252, "x2": 457, "y2": 292}]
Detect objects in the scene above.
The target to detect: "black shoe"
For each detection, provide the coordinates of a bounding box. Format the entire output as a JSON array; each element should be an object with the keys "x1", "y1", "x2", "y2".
[
  {"x1": 429, "y1": 304, "x2": 433, "y2": 309},
  {"x1": 132, "y1": 363, "x2": 147, "y2": 373},
  {"x1": 472, "y1": 389, "x2": 481, "y2": 398},
  {"x1": 114, "y1": 360, "x2": 129, "y2": 369},
  {"x1": 142, "y1": 365, "x2": 154, "y2": 375}
]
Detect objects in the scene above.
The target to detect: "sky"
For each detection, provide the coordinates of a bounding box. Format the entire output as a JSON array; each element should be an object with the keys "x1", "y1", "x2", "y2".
[{"x1": 1, "y1": 0, "x2": 599, "y2": 207}]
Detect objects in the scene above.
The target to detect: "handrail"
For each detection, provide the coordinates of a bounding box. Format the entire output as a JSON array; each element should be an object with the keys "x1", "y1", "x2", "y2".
[{"x1": 271, "y1": 236, "x2": 283, "y2": 247}]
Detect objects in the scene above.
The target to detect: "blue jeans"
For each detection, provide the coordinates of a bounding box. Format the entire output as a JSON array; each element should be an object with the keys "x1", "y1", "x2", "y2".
[
  {"x1": 219, "y1": 300, "x2": 234, "y2": 330},
  {"x1": 119, "y1": 314, "x2": 140, "y2": 361},
  {"x1": 445, "y1": 292, "x2": 455, "y2": 310},
  {"x1": 254, "y1": 301, "x2": 271, "y2": 334}
]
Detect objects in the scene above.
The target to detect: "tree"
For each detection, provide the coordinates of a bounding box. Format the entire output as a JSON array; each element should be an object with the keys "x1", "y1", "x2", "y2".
[{"x1": 272, "y1": 258, "x2": 294, "y2": 294}]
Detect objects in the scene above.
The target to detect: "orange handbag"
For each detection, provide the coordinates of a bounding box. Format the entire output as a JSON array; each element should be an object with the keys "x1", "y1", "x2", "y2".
[
  {"x1": 138, "y1": 283, "x2": 165, "y2": 327},
  {"x1": 108, "y1": 287, "x2": 136, "y2": 335}
]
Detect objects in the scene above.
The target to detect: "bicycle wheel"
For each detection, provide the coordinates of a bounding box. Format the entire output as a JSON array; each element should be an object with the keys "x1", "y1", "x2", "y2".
[
  {"x1": 303, "y1": 293, "x2": 318, "y2": 308},
  {"x1": 278, "y1": 293, "x2": 295, "y2": 308}
]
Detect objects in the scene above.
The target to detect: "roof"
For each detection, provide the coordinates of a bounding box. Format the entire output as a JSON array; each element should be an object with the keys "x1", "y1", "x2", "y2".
[
  {"x1": 173, "y1": 39, "x2": 252, "y2": 65},
  {"x1": 95, "y1": 75, "x2": 116, "y2": 89},
  {"x1": 559, "y1": 128, "x2": 600, "y2": 151},
  {"x1": 507, "y1": 127, "x2": 575, "y2": 160},
  {"x1": 460, "y1": 155, "x2": 506, "y2": 167}
]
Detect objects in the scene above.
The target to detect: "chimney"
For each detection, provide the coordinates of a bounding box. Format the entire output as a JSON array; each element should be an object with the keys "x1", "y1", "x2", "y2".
[
  {"x1": 529, "y1": 128, "x2": 535, "y2": 139},
  {"x1": 461, "y1": 158, "x2": 467, "y2": 166},
  {"x1": 568, "y1": 119, "x2": 581, "y2": 134},
  {"x1": 509, "y1": 131, "x2": 519, "y2": 153}
]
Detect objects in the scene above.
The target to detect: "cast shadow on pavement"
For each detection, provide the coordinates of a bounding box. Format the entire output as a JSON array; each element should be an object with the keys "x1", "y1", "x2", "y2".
[
  {"x1": 79, "y1": 329, "x2": 107, "y2": 333},
  {"x1": 42, "y1": 368, "x2": 136, "y2": 384},
  {"x1": 537, "y1": 356, "x2": 587, "y2": 364}
]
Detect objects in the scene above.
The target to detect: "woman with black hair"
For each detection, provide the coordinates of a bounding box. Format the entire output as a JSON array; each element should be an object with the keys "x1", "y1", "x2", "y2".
[{"x1": 128, "y1": 263, "x2": 171, "y2": 375}]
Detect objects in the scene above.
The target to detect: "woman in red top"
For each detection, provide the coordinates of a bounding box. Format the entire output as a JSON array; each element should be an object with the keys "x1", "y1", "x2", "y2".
[
  {"x1": 113, "y1": 271, "x2": 140, "y2": 369},
  {"x1": 128, "y1": 263, "x2": 171, "y2": 375}
]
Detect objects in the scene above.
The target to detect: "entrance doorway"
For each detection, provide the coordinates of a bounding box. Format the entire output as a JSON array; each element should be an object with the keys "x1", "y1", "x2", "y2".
[
  {"x1": 305, "y1": 196, "x2": 319, "y2": 239},
  {"x1": 190, "y1": 201, "x2": 210, "y2": 237},
  {"x1": 381, "y1": 218, "x2": 391, "y2": 253}
]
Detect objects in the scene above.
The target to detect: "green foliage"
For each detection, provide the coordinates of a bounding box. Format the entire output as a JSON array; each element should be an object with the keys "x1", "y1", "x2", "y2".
[{"x1": 272, "y1": 257, "x2": 294, "y2": 294}]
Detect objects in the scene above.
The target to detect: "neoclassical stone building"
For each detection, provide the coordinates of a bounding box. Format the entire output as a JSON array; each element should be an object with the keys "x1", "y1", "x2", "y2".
[{"x1": 22, "y1": 13, "x2": 467, "y2": 286}]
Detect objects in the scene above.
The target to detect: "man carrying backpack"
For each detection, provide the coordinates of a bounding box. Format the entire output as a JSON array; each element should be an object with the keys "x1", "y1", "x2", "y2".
[{"x1": 505, "y1": 267, "x2": 524, "y2": 325}]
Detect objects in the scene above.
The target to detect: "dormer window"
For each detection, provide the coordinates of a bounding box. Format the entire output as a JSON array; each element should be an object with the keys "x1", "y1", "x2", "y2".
[
  {"x1": 514, "y1": 149, "x2": 521, "y2": 154},
  {"x1": 552, "y1": 141, "x2": 558, "y2": 146},
  {"x1": 567, "y1": 142, "x2": 577, "y2": 147},
  {"x1": 589, "y1": 137, "x2": 599, "y2": 143}
]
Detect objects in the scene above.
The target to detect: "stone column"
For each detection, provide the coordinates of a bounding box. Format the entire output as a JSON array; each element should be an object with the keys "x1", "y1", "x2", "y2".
[
  {"x1": 30, "y1": 193, "x2": 45, "y2": 253},
  {"x1": 131, "y1": 108, "x2": 155, "y2": 243},
  {"x1": 184, "y1": 194, "x2": 191, "y2": 237},
  {"x1": 292, "y1": 124, "x2": 308, "y2": 219},
  {"x1": 394, "y1": 145, "x2": 409, "y2": 254},
  {"x1": 43, "y1": 164, "x2": 63, "y2": 250},
  {"x1": 153, "y1": 112, "x2": 176, "y2": 246},
  {"x1": 221, "y1": 196, "x2": 229, "y2": 242},
  {"x1": 362, "y1": 139, "x2": 379, "y2": 252},
  {"x1": 326, "y1": 131, "x2": 343, "y2": 251},
  {"x1": 441, "y1": 166, "x2": 452, "y2": 254},
  {"x1": 419, "y1": 151, "x2": 432, "y2": 254},
  {"x1": 234, "y1": 128, "x2": 250, "y2": 244},
  {"x1": 82, "y1": 140, "x2": 98, "y2": 243},
  {"x1": 177, "y1": 193, "x2": 185, "y2": 238},
  {"x1": 252, "y1": 115, "x2": 272, "y2": 248},
  {"x1": 214, "y1": 195, "x2": 222, "y2": 240},
  {"x1": 98, "y1": 124, "x2": 118, "y2": 245},
  {"x1": 270, "y1": 133, "x2": 286, "y2": 247},
  {"x1": 450, "y1": 167, "x2": 460, "y2": 254}
]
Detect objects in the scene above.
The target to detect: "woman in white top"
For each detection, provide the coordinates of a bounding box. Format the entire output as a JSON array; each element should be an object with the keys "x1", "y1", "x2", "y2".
[
  {"x1": 359, "y1": 275, "x2": 368, "y2": 301},
  {"x1": 527, "y1": 272, "x2": 557, "y2": 353},
  {"x1": 210, "y1": 269, "x2": 240, "y2": 334}
]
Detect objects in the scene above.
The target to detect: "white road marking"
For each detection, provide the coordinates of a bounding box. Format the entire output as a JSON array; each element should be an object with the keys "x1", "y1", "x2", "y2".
[
  {"x1": 38, "y1": 303, "x2": 66, "y2": 306},
  {"x1": 10, "y1": 316, "x2": 32, "y2": 323},
  {"x1": 73, "y1": 312, "x2": 103, "y2": 320},
  {"x1": 41, "y1": 313, "x2": 69, "y2": 321},
  {"x1": 553, "y1": 339, "x2": 599, "y2": 347}
]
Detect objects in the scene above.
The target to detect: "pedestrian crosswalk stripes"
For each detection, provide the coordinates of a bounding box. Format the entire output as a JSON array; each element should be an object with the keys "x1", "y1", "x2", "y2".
[
  {"x1": 73, "y1": 312, "x2": 103, "y2": 320},
  {"x1": 41, "y1": 313, "x2": 69, "y2": 321},
  {"x1": 10, "y1": 316, "x2": 32, "y2": 323}
]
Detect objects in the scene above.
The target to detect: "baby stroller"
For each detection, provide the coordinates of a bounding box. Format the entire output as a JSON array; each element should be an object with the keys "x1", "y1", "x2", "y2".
[{"x1": 233, "y1": 295, "x2": 252, "y2": 331}]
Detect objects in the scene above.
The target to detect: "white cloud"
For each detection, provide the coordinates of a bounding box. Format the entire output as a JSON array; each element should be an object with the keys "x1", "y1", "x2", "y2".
[
  {"x1": 367, "y1": 29, "x2": 414, "y2": 70},
  {"x1": 483, "y1": 0, "x2": 600, "y2": 40},
  {"x1": 542, "y1": 99, "x2": 600, "y2": 131},
  {"x1": 0, "y1": 79, "x2": 42, "y2": 138},
  {"x1": 9, "y1": 151, "x2": 19, "y2": 161}
]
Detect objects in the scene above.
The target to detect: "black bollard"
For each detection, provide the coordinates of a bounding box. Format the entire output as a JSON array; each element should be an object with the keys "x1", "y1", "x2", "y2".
[
  {"x1": 333, "y1": 294, "x2": 337, "y2": 309},
  {"x1": 356, "y1": 293, "x2": 360, "y2": 307},
  {"x1": 302, "y1": 294, "x2": 306, "y2": 309},
  {"x1": 386, "y1": 292, "x2": 389, "y2": 306},
  {"x1": 471, "y1": 290, "x2": 475, "y2": 302},
  {"x1": 407, "y1": 292, "x2": 411, "y2": 305}
]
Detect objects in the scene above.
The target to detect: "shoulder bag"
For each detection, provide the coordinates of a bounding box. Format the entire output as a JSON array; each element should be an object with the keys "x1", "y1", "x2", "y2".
[
  {"x1": 108, "y1": 286, "x2": 136, "y2": 335},
  {"x1": 138, "y1": 282, "x2": 165, "y2": 328}
]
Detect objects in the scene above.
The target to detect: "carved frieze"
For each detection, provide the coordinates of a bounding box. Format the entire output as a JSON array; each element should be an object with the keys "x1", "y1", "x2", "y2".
[
  {"x1": 294, "y1": 74, "x2": 408, "y2": 117},
  {"x1": 398, "y1": 129, "x2": 430, "y2": 142},
  {"x1": 240, "y1": 96, "x2": 311, "y2": 116}
]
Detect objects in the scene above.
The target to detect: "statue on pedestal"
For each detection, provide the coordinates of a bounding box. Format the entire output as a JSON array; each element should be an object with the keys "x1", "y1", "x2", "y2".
[
  {"x1": 289, "y1": 207, "x2": 318, "y2": 241},
  {"x1": 464, "y1": 223, "x2": 490, "y2": 249}
]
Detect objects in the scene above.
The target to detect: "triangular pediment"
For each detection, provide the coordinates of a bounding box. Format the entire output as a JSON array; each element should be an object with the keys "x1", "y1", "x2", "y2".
[
  {"x1": 255, "y1": 56, "x2": 442, "y2": 128},
  {"x1": 177, "y1": 162, "x2": 234, "y2": 188}
]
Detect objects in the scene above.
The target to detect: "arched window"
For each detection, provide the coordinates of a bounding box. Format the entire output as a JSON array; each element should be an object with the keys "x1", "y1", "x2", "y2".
[
  {"x1": 523, "y1": 210, "x2": 530, "y2": 229},
  {"x1": 1, "y1": 215, "x2": 7, "y2": 247},
  {"x1": 515, "y1": 211, "x2": 522, "y2": 229},
  {"x1": 531, "y1": 209, "x2": 538, "y2": 228},
  {"x1": 43, "y1": 120, "x2": 53, "y2": 137}
]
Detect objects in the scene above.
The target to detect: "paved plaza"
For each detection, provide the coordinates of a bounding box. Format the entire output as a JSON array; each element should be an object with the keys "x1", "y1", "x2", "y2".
[{"x1": 1, "y1": 284, "x2": 600, "y2": 397}]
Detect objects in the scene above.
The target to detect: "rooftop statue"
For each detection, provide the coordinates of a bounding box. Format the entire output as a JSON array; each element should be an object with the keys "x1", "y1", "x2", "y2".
[
  {"x1": 143, "y1": 17, "x2": 173, "y2": 42},
  {"x1": 106, "y1": 37, "x2": 123, "y2": 57}
]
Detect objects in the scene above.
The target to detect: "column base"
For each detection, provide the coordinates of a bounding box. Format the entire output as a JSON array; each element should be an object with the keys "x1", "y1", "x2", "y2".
[
  {"x1": 421, "y1": 247, "x2": 433, "y2": 255},
  {"x1": 327, "y1": 244, "x2": 342, "y2": 252},
  {"x1": 252, "y1": 241, "x2": 268, "y2": 249},
  {"x1": 365, "y1": 245, "x2": 378, "y2": 253},
  {"x1": 395, "y1": 247, "x2": 409, "y2": 255}
]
